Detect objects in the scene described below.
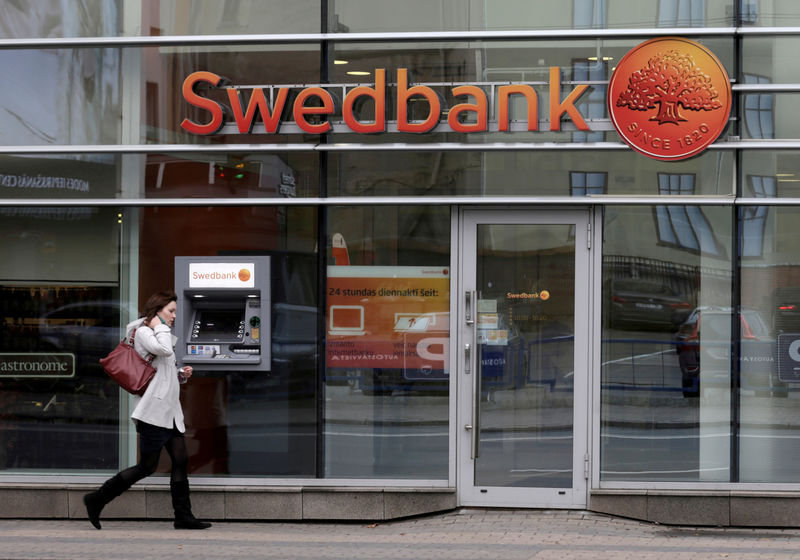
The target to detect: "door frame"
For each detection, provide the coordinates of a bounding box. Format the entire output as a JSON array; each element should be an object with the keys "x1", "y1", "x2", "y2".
[{"x1": 455, "y1": 207, "x2": 594, "y2": 509}]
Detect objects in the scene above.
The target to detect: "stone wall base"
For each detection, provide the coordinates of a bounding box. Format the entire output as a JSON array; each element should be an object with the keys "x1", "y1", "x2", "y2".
[
  {"x1": 8, "y1": 485, "x2": 800, "y2": 526},
  {"x1": 591, "y1": 489, "x2": 800, "y2": 527},
  {"x1": 0, "y1": 485, "x2": 457, "y2": 522}
]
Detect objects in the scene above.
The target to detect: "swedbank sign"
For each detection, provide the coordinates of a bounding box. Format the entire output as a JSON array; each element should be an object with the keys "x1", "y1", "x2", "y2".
[
  {"x1": 181, "y1": 37, "x2": 730, "y2": 162},
  {"x1": 181, "y1": 67, "x2": 589, "y2": 135}
]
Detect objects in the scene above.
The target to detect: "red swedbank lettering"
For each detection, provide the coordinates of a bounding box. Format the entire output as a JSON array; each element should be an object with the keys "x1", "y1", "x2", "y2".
[{"x1": 180, "y1": 68, "x2": 590, "y2": 136}]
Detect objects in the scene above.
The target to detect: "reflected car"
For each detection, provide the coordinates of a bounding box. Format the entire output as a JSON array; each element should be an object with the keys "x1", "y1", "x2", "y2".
[
  {"x1": 38, "y1": 301, "x2": 135, "y2": 373},
  {"x1": 774, "y1": 286, "x2": 800, "y2": 334},
  {"x1": 228, "y1": 302, "x2": 318, "y2": 401},
  {"x1": 608, "y1": 279, "x2": 691, "y2": 331},
  {"x1": 674, "y1": 307, "x2": 775, "y2": 397}
]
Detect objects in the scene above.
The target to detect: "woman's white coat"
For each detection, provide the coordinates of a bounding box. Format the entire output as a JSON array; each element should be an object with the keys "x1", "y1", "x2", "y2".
[{"x1": 125, "y1": 318, "x2": 185, "y2": 432}]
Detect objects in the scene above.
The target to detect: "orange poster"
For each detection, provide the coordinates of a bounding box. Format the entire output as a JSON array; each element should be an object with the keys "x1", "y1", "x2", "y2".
[{"x1": 326, "y1": 266, "x2": 450, "y2": 376}]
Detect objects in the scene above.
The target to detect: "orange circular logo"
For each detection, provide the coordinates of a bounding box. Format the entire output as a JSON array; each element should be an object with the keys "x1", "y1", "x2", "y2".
[
  {"x1": 238, "y1": 269, "x2": 251, "y2": 282},
  {"x1": 539, "y1": 290, "x2": 550, "y2": 301},
  {"x1": 608, "y1": 37, "x2": 731, "y2": 161}
]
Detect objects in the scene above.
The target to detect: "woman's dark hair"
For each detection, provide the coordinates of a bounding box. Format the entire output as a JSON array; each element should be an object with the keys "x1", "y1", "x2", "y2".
[{"x1": 142, "y1": 291, "x2": 177, "y2": 321}]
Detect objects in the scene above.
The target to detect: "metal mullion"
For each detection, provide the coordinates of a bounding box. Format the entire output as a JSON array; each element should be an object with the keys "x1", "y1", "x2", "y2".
[
  {"x1": 734, "y1": 84, "x2": 800, "y2": 92},
  {"x1": 736, "y1": 197, "x2": 800, "y2": 205},
  {"x1": 0, "y1": 27, "x2": 739, "y2": 49},
  {"x1": 0, "y1": 196, "x2": 740, "y2": 207},
  {"x1": 737, "y1": 27, "x2": 800, "y2": 35},
  {"x1": 8, "y1": 140, "x2": 800, "y2": 154}
]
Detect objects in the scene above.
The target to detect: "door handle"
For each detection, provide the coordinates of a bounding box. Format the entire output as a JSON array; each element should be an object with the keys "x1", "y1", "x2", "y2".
[
  {"x1": 471, "y1": 359, "x2": 481, "y2": 459},
  {"x1": 465, "y1": 289, "x2": 479, "y2": 458},
  {"x1": 465, "y1": 290, "x2": 475, "y2": 325}
]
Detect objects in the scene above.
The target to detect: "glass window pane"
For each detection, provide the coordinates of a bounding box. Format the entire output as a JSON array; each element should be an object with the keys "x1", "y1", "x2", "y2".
[
  {"x1": 324, "y1": 206, "x2": 450, "y2": 479},
  {"x1": 740, "y1": 207, "x2": 800, "y2": 482},
  {"x1": 0, "y1": 155, "x2": 120, "y2": 199},
  {"x1": 329, "y1": 150, "x2": 734, "y2": 197},
  {"x1": 142, "y1": 153, "x2": 319, "y2": 199},
  {"x1": 0, "y1": 207, "x2": 127, "y2": 472},
  {"x1": 0, "y1": 49, "x2": 121, "y2": 145},
  {"x1": 333, "y1": 0, "x2": 732, "y2": 32},
  {"x1": 143, "y1": 0, "x2": 320, "y2": 36},
  {"x1": 740, "y1": 0, "x2": 800, "y2": 27},
  {"x1": 742, "y1": 37, "x2": 800, "y2": 83},
  {"x1": 742, "y1": 151, "x2": 800, "y2": 197},
  {"x1": 601, "y1": 205, "x2": 733, "y2": 482},
  {"x1": 0, "y1": 1, "x2": 321, "y2": 39},
  {"x1": 0, "y1": 1, "x2": 122, "y2": 38},
  {"x1": 740, "y1": 90, "x2": 790, "y2": 140},
  {"x1": 0, "y1": 153, "x2": 319, "y2": 201}
]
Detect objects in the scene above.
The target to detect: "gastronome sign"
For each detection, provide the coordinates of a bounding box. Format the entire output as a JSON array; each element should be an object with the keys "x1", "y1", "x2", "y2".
[{"x1": 181, "y1": 37, "x2": 731, "y2": 162}]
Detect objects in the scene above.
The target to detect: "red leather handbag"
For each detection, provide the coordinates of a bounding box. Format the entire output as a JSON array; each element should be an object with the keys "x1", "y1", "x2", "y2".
[{"x1": 99, "y1": 328, "x2": 156, "y2": 396}]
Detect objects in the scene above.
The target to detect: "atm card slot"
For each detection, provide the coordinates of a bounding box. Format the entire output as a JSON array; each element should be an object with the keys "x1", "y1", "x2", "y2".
[{"x1": 230, "y1": 344, "x2": 260, "y2": 356}]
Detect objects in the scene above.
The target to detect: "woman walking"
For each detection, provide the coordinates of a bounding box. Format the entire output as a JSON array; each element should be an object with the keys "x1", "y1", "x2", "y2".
[{"x1": 84, "y1": 291, "x2": 211, "y2": 530}]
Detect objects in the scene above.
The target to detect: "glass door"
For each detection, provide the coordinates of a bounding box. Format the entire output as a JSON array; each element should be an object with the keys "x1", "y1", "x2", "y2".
[{"x1": 458, "y1": 209, "x2": 591, "y2": 508}]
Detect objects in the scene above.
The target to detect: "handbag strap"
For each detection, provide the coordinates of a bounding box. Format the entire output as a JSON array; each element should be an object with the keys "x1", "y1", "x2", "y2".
[{"x1": 129, "y1": 327, "x2": 155, "y2": 364}]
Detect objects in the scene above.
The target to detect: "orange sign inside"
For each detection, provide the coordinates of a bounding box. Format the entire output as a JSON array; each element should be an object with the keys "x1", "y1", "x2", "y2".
[
  {"x1": 608, "y1": 37, "x2": 731, "y2": 161},
  {"x1": 325, "y1": 266, "x2": 449, "y2": 373}
]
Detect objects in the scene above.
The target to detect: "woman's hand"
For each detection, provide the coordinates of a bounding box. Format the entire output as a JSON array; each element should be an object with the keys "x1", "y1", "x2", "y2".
[
  {"x1": 147, "y1": 316, "x2": 161, "y2": 329},
  {"x1": 181, "y1": 366, "x2": 193, "y2": 379}
]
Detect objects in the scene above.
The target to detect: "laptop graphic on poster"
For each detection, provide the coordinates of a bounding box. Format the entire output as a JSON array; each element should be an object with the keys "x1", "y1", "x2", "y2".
[
  {"x1": 393, "y1": 313, "x2": 432, "y2": 332},
  {"x1": 328, "y1": 305, "x2": 366, "y2": 336}
]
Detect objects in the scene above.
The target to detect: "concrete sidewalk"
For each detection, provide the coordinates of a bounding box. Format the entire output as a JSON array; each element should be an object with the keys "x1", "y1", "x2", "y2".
[{"x1": 1, "y1": 508, "x2": 799, "y2": 560}]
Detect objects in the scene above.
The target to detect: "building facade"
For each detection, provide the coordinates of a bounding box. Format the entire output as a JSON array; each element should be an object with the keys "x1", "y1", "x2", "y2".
[{"x1": 2, "y1": 0, "x2": 800, "y2": 525}]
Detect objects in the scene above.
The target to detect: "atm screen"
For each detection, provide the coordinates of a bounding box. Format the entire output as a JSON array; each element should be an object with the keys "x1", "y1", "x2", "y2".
[{"x1": 196, "y1": 309, "x2": 244, "y2": 339}]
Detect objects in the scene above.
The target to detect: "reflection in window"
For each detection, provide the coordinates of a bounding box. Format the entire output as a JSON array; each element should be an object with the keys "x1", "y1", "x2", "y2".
[
  {"x1": 602, "y1": 205, "x2": 732, "y2": 482},
  {"x1": 743, "y1": 75, "x2": 774, "y2": 139},
  {"x1": 324, "y1": 206, "x2": 450, "y2": 479},
  {"x1": 655, "y1": 174, "x2": 724, "y2": 256},
  {"x1": 739, "y1": 208, "x2": 800, "y2": 483},
  {"x1": 572, "y1": 60, "x2": 607, "y2": 143},
  {"x1": 740, "y1": 0, "x2": 759, "y2": 24},
  {"x1": 741, "y1": 176, "x2": 776, "y2": 258},
  {"x1": 570, "y1": 172, "x2": 606, "y2": 196},
  {"x1": 0, "y1": 208, "x2": 123, "y2": 472},
  {"x1": 573, "y1": 0, "x2": 607, "y2": 28},
  {"x1": 657, "y1": 0, "x2": 707, "y2": 26}
]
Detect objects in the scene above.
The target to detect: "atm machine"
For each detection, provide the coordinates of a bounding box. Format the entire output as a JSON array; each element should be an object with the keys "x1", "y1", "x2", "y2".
[
  {"x1": 174, "y1": 256, "x2": 271, "y2": 372},
  {"x1": 174, "y1": 255, "x2": 272, "y2": 473}
]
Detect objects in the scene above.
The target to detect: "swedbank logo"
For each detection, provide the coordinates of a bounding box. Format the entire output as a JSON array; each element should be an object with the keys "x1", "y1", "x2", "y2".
[{"x1": 608, "y1": 37, "x2": 731, "y2": 161}]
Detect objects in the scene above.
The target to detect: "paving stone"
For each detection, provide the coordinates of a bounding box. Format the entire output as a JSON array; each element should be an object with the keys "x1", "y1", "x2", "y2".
[{"x1": 0, "y1": 510, "x2": 799, "y2": 559}]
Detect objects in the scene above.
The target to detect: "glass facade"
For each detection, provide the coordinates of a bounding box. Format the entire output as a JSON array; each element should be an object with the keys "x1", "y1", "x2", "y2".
[
  {"x1": 4, "y1": 1, "x2": 800, "y2": 514},
  {"x1": 601, "y1": 205, "x2": 733, "y2": 482}
]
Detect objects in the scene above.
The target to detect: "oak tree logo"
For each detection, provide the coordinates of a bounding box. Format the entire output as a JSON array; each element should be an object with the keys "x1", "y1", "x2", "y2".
[
  {"x1": 608, "y1": 37, "x2": 731, "y2": 161},
  {"x1": 616, "y1": 50, "x2": 722, "y2": 125}
]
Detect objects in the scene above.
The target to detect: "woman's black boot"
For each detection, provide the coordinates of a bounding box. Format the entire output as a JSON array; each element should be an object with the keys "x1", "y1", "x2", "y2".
[
  {"x1": 171, "y1": 480, "x2": 211, "y2": 530},
  {"x1": 83, "y1": 474, "x2": 130, "y2": 530}
]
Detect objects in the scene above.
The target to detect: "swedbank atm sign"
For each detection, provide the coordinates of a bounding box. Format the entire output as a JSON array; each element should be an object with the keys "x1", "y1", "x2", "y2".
[{"x1": 181, "y1": 37, "x2": 731, "y2": 162}]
